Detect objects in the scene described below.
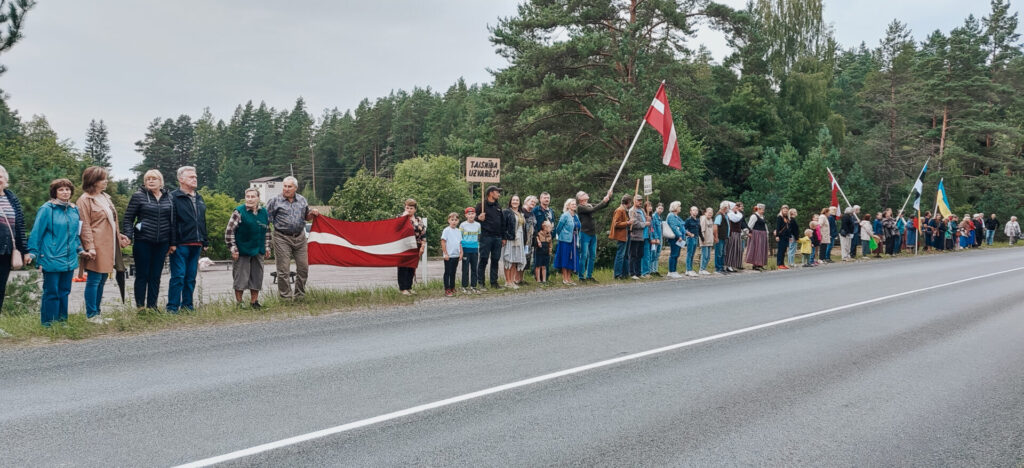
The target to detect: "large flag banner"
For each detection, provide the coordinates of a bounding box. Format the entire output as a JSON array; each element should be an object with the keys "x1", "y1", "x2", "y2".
[
  {"x1": 644, "y1": 82, "x2": 682, "y2": 170},
  {"x1": 935, "y1": 179, "x2": 953, "y2": 218},
  {"x1": 912, "y1": 160, "x2": 928, "y2": 211},
  {"x1": 308, "y1": 216, "x2": 420, "y2": 268},
  {"x1": 828, "y1": 170, "x2": 840, "y2": 208}
]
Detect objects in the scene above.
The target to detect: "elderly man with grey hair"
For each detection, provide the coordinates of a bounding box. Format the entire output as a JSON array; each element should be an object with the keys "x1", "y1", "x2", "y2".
[
  {"x1": 266, "y1": 176, "x2": 320, "y2": 299},
  {"x1": 167, "y1": 166, "x2": 208, "y2": 313},
  {"x1": 575, "y1": 188, "x2": 612, "y2": 282}
]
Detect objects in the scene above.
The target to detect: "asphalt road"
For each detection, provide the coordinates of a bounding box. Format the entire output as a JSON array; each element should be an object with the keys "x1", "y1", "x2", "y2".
[{"x1": 1, "y1": 248, "x2": 1023, "y2": 466}]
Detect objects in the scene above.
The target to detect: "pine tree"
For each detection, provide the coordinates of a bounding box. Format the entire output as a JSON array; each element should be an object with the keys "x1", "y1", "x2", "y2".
[
  {"x1": 83, "y1": 119, "x2": 111, "y2": 168},
  {"x1": 0, "y1": 0, "x2": 34, "y2": 76}
]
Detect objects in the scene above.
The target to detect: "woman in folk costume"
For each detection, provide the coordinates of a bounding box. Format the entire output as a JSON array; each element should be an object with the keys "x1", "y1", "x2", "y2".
[{"x1": 745, "y1": 203, "x2": 769, "y2": 271}]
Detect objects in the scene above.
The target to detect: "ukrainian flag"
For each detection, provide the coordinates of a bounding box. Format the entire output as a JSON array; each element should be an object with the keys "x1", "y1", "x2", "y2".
[{"x1": 936, "y1": 178, "x2": 952, "y2": 218}]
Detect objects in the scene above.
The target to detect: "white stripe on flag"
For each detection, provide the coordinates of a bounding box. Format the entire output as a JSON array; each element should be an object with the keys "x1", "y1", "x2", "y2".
[
  {"x1": 913, "y1": 179, "x2": 923, "y2": 194},
  {"x1": 650, "y1": 98, "x2": 665, "y2": 115},
  {"x1": 308, "y1": 232, "x2": 418, "y2": 256},
  {"x1": 662, "y1": 125, "x2": 677, "y2": 165}
]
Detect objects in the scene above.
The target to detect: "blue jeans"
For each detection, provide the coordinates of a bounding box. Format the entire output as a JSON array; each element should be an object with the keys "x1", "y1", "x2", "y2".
[
  {"x1": 41, "y1": 270, "x2": 73, "y2": 326},
  {"x1": 614, "y1": 240, "x2": 628, "y2": 278},
  {"x1": 824, "y1": 239, "x2": 834, "y2": 260},
  {"x1": 133, "y1": 240, "x2": 169, "y2": 309},
  {"x1": 167, "y1": 244, "x2": 201, "y2": 312},
  {"x1": 862, "y1": 240, "x2": 871, "y2": 256},
  {"x1": 700, "y1": 246, "x2": 712, "y2": 271},
  {"x1": 649, "y1": 241, "x2": 662, "y2": 274},
  {"x1": 578, "y1": 232, "x2": 597, "y2": 279},
  {"x1": 84, "y1": 271, "x2": 108, "y2": 318},
  {"x1": 786, "y1": 237, "x2": 797, "y2": 266},
  {"x1": 685, "y1": 236, "x2": 698, "y2": 272},
  {"x1": 668, "y1": 240, "x2": 681, "y2": 273},
  {"x1": 714, "y1": 239, "x2": 726, "y2": 271},
  {"x1": 986, "y1": 230, "x2": 995, "y2": 245},
  {"x1": 477, "y1": 235, "x2": 503, "y2": 287},
  {"x1": 461, "y1": 250, "x2": 478, "y2": 288},
  {"x1": 640, "y1": 239, "x2": 652, "y2": 275}
]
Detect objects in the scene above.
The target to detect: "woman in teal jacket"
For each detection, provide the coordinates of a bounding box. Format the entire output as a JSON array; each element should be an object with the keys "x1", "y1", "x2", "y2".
[{"x1": 27, "y1": 179, "x2": 83, "y2": 326}]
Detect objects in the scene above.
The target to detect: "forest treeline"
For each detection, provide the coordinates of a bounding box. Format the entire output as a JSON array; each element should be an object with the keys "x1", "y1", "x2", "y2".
[{"x1": 3, "y1": 0, "x2": 1024, "y2": 259}]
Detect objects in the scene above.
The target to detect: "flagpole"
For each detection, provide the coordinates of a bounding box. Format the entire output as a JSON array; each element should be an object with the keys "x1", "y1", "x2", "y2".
[
  {"x1": 826, "y1": 167, "x2": 853, "y2": 209},
  {"x1": 897, "y1": 157, "x2": 930, "y2": 217},
  {"x1": 609, "y1": 116, "x2": 648, "y2": 194}
]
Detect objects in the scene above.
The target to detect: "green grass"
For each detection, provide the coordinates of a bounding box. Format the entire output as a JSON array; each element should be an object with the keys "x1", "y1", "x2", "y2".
[{"x1": 0, "y1": 241, "x2": 1014, "y2": 345}]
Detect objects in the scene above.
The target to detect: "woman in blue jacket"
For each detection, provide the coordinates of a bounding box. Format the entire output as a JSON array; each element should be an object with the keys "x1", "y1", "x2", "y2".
[
  {"x1": 665, "y1": 202, "x2": 685, "y2": 278},
  {"x1": 26, "y1": 179, "x2": 83, "y2": 326},
  {"x1": 553, "y1": 198, "x2": 580, "y2": 286}
]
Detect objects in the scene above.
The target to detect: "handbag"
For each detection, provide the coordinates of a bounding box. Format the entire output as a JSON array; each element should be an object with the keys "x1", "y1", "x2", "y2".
[
  {"x1": 2, "y1": 204, "x2": 22, "y2": 270},
  {"x1": 662, "y1": 220, "x2": 675, "y2": 239}
]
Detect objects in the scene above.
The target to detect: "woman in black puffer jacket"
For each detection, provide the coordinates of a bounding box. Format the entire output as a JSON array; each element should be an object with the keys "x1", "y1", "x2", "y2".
[{"x1": 122, "y1": 170, "x2": 174, "y2": 309}]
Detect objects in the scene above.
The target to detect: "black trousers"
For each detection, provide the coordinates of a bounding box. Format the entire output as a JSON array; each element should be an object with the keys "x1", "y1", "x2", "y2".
[
  {"x1": 885, "y1": 236, "x2": 897, "y2": 255},
  {"x1": 461, "y1": 251, "x2": 478, "y2": 288},
  {"x1": 0, "y1": 254, "x2": 10, "y2": 313},
  {"x1": 478, "y1": 235, "x2": 503, "y2": 287},
  {"x1": 442, "y1": 257, "x2": 459, "y2": 290},
  {"x1": 776, "y1": 237, "x2": 789, "y2": 266},
  {"x1": 397, "y1": 267, "x2": 416, "y2": 291}
]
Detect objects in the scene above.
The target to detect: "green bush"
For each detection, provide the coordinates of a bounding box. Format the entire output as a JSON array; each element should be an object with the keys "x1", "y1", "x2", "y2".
[{"x1": 3, "y1": 270, "x2": 40, "y2": 316}]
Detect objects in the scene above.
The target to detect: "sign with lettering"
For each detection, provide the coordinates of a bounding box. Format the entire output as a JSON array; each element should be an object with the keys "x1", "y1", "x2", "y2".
[
  {"x1": 466, "y1": 157, "x2": 501, "y2": 183},
  {"x1": 643, "y1": 175, "x2": 653, "y2": 195}
]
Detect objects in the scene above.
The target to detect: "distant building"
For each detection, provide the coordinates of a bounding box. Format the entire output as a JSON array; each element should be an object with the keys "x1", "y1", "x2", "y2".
[{"x1": 249, "y1": 176, "x2": 284, "y2": 204}]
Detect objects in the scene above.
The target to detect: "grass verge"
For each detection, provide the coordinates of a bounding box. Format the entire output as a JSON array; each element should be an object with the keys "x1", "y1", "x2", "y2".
[{"x1": 0, "y1": 241, "x2": 1013, "y2": 345}]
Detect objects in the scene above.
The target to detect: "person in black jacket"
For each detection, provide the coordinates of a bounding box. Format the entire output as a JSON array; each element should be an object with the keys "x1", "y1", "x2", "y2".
[
  {"x1": 973, "y1": 214, "x2": 984, "y2": 248},
  {"x1": 985, "y1": 213, "x2": 1000, "y2": 245},
  {"x1": 0, "y1": 165, "x2": 28, "y2": 315},
  {"x1": 474, "y1": 185, "x2": 505, "y2": 290},
  {"x1": 123, "y1": 169, "x2": 174, "y2": 310},
  {"x1": 167, "y1": 166, "x2": 208, "y2": 313},
  {"x1": 774, "y1": 210, "x2": 792, "y2": 270}
]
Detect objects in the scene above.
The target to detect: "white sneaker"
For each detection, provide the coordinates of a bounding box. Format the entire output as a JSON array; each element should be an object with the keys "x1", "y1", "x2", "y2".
[
  {"x1": 667, "y1": 272, "x2": 680, "y2": 278},
  {"x1": 631, "y1": 275, "x2": 640, "y2": 280},
  {"x1": 86, "y1": 316, "x2": 109, "y2": 325},
  {"x1": 699, "y1": 270, "x2": 710, "y2": 275}
]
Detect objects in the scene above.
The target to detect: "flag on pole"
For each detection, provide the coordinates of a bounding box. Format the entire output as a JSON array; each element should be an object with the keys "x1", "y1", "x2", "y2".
[
  {"x1": 308, "y1": 216, "x2": 420, "y2": 268},
  {"x1": 935, "y1": 178, "x2": 953, "y2": 218},
  {"x1": 828, "y1": 171, "x2": 840, "y2": 208},
  {"x1": 912, "y1": 160, "x2": 928, "y2": 211},
  {"x1": 643, "y1": 82, "x2": 682, "y2": 170}
]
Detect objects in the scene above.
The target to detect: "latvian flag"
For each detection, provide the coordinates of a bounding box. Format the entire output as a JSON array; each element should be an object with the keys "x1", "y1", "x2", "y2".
[
  {"x1": 644, "y1": 82, "x2": 682, "y2": 170},
  {"x1": 308, "y1": 216, "x2": 420, "y2": 268}
]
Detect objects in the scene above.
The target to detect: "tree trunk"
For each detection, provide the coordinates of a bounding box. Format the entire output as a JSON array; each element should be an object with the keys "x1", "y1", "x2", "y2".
[{"x1": 938, "y1": 105, "x2": 948, "y2": 159}]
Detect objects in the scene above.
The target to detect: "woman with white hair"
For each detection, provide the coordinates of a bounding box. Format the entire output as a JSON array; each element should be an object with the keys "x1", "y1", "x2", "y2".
[
  {"x1": 665, "y1": 201, "x2": 685, "y2": 278},
  {"x1": 553, "y1": 198, "x2": 580, "y2": 285},
  {"x1": 1005, "y1": 216, "x2": 1021, "y2": 245},
  {"x1": 122, "y1": 169, "x2": 174, "y2": 310},
  {"x1": 0, "y1": 164, "x2": 28, "y2": 315},
  {"x1": 745, "y1": 203, "x2": 769, "y2": 271}
]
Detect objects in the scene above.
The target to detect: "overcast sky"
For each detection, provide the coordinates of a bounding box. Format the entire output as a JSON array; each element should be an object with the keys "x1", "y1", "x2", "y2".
[{"x1": 1, "y1": 0, "x2": 1011, "y2": 178}]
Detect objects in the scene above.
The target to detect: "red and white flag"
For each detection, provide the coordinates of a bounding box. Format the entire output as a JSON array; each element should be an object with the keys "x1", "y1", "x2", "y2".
[
  {"x1": 643, "y1": 82, "x2": 682, "y2": 170},
  {"x1": 308, "y1": 216, "x2": 420, "y2": 268},
  {"x1": 828, "y1": 171, "x2": 840, "y2": 208}
]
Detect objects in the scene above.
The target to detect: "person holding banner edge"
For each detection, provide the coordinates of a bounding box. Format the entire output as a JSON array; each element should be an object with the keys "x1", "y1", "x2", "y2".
[{"x1": 475, "y1": 185, "x2": 505, "y2": 291}]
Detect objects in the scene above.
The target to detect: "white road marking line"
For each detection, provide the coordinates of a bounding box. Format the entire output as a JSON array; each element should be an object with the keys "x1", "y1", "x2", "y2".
[{"x1": 175, "y1": 266, "x2": 1024, "y2": 467}]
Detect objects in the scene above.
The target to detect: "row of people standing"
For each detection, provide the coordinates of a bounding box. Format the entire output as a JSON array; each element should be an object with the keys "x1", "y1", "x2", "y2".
[{"x1": 0, "y1": 164, "x2": 319, "y2": 326}]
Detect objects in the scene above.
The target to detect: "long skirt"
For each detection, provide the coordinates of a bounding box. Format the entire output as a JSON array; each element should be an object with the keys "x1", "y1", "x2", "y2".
[
  {"x1": 724, "y1": 232, "x2": 744, "y2": 268},
  {"x1": 745, "y1": 230, "x2": 768, "y2": 267},
  {"x1": 553, "y1": 240, "x2": 577, "y2": 271}
]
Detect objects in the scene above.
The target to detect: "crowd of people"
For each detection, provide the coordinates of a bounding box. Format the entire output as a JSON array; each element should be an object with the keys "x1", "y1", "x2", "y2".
[
  {"x1": 0, "y1": 164, "x2": 319, "y2": 326},
  {"x1": 434, "y1": 188, "x2": 1022, "y2": 296},
  {"x1": 1, "y1": 163, "x2": 1021, "y2": 323}
]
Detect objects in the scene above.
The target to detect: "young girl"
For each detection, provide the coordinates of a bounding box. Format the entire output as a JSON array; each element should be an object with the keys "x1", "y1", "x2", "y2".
[
  {"x1": 534, "y1": 220, "x2": 553, "y2": 284},
  {"x1": 440, "y1": 212, "x2": 463, "y2": 297},
  {"x1": 810, "y1": 219, "x2": 823, "y2": 265},
  {"x1": 798, "y1": 229, "x2": 815, "y2": 267}
]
